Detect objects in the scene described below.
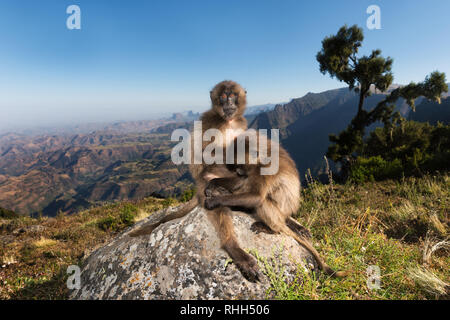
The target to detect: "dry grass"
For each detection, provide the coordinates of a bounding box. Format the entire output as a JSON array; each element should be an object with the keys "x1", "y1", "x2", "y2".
[
  {"x1": 423, "y1": 235, "x2": 450, "y2": 266},
  {"x1": 408, "y1": 267, "x2": 449, "y2": 297},
  {"x1": 33, "y1": 237, "x2": 58, "y2": 248},
  {"x1": 1, "y1": 255, "x2": 17, "y2": 266},
  {"x1": 134, "y1": 209, "x2": 153, "y2": 222},
  {"x1": 0, "y1": 197, "x2": 176, "y2": 299}
]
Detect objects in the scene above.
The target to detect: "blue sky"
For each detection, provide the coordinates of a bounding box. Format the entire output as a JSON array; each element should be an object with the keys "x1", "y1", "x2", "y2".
[{"x1": 0, "y1": 0, "x2": 449, "y2": 130}]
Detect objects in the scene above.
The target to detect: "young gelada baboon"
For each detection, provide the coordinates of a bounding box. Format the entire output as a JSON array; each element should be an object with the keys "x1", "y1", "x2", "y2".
[
  {"x1": 204, "y1": 134, "x2": 347, "y2": 278},
  {"x1": 129, "y1": 81, "x2": 248, "y2": 262}
]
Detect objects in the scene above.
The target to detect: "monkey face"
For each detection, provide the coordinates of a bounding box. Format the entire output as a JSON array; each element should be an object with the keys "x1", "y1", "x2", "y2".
[
  {"x1": 226, "y1": 164, "x2": 248, "y2": 177},
  {"x1": 210, "y1": 80, "x2": 247, "y2": 120},
  {"x1": 220, "y1": 90, "x2": 239, "y2": 120}
]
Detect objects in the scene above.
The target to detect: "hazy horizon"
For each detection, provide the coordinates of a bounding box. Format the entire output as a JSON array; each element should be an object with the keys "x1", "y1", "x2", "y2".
[
  {"x1": 1, "y1": 0, "x2": 450, "y2": 131},
  {"x1": 0, "y1": 100, "x2": 287, "y2": 134}
]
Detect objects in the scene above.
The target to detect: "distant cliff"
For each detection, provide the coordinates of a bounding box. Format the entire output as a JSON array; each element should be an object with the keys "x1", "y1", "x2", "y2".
[
  {"x1": 250, "y1": 88, "x2": 395, "y2": 178},
  {"x1": 249, "y1": 86, "x2": 448, "y2": 180},
  {"x1": 409, "y1": 97, "x2": 450, "y2": 125}
]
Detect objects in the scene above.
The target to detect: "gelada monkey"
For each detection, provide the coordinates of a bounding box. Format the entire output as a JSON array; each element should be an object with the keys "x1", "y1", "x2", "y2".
[
  {"x1": 129, "y1": 80, "x2": 248, "y2": 262},
  {"x1": 204, "y1": 134, "x2": 347, "y2": 278}
]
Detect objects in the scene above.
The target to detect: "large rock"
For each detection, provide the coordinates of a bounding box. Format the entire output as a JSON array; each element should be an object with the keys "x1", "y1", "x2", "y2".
[{"x1": 70, "y1": 206, "x2": 317, "y2": 300}]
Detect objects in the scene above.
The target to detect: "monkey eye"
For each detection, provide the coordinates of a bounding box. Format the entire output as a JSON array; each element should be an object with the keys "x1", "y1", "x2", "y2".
[
  {"x1": 221, "y1": 93, "x2": 227, "y2": 100},
  {"x1": 229, "y1": 93, "x2": 235, "y2": 98}
]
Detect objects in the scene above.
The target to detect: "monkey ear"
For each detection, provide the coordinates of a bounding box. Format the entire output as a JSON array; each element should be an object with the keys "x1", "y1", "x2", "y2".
[{"x1": 210, "y1": 90, "x2": 214, "y2": 100}]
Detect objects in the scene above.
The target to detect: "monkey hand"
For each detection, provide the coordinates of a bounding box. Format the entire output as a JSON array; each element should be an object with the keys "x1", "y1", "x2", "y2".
[
  {"x1": 204, "y1": 197, "x2": 221, "y2": 210},
  {"x1": 205, "y1": 181, "x2": 232, "y2": 198}
]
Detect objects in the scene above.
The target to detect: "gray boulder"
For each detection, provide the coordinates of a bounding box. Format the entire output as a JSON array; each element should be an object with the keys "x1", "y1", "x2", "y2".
[{"x1": 70, "y1": 206, "x2": 317, "y2": 300}]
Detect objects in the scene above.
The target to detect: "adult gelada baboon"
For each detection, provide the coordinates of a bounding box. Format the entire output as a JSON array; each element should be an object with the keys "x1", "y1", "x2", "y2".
[
  {"x1": 130, "y1": 81, "x2": 259, "y2": 278},
  {"x1": 204, "y1": 134, "x2": 347, "y2": 278}
]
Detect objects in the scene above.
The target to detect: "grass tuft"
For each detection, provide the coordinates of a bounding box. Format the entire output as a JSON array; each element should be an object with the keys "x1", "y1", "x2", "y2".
[
  {"x1": 408, "y1": 267, "x2": 449, "y2": 297},
  {"x1": 33, "y1": 237, "x2": 58, "y2": 248}
]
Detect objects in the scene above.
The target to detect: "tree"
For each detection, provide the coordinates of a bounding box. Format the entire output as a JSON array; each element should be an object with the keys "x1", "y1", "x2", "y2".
[{"x1": 317, "y1": 25, "x2": 448, "y2": 166}]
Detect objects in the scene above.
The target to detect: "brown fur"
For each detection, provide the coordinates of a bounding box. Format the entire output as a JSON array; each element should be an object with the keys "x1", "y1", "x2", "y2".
[
  {"x1": 189, "y1": 80, "x2": 247, "y2": 182},
  {"x1": 129, "y1": 81, "x2": 259, "y2": 279},
  {"x1": 204, "y1": 136, "x2": 347, "y2": 278}
]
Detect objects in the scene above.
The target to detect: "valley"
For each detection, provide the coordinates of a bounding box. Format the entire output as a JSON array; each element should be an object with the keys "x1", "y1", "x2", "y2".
[{"x1": 0, "y1": 129, "x2": 191, "y2": 216}]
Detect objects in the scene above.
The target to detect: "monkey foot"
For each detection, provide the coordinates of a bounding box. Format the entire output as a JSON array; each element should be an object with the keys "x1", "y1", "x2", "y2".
[
  {"x1": 205, "y1": 184, "x2": 231, "y2": 198},
  {"x1": 250, "y1": 221, "x2": 275, "y2": 234},
  {"x1": 204, "y1": 197, "x2": 220, "y2": 210},
  {"x1": 224, "y1": 242, "x2": 261, "y2": 282},
  {"x1": 235, "y1": 254, "x2": 261, "y2": 282}
]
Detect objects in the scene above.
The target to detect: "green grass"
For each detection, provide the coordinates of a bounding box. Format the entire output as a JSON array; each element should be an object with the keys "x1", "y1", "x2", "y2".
[
  {"x1": 96, "y1": 203, "x2": 138, "y2": 232},
  {"x1": 267, "y1": 174, "x2": 449, "y2": 300}
]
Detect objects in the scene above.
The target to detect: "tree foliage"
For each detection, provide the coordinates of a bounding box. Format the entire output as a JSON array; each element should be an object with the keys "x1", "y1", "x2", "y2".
[
  {"x1": 349, "y1": 121, "x2": 450, "y2": 182},
  {"x1": 317, "y1": 25, "x2": 448, "y2": 166}
]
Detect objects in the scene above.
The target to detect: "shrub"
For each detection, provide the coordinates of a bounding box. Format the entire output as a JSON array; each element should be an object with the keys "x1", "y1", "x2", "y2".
[
  {"x1": 96, "y1": 216, "x2": 117, "y2": 231},
  {"x1": 349, "y1": 156, "x2": 403, "y2": 183},
  {"x1": 97, "y1": 203, "x2": 138, "y2": 231},
  {"x1": 119, "y1": 203, "x2": 138, "y2": 226},
  {"x1": 180, "y1": 187, "x2": 196, "y2": 202},
  {"x1": 350, "y1": 121, "x2": 450, "y2": 181},
  {"x1": 162, "y1": 197, "x2": 177, "y2": 207},
  {"x1": 0, "y1": 207, "x2": 18, "y2": 219}
]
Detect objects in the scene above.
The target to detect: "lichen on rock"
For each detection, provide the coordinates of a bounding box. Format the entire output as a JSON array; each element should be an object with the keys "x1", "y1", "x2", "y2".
[{"x1": 70, "y1": 206, "x2": 317, "y2": 300}]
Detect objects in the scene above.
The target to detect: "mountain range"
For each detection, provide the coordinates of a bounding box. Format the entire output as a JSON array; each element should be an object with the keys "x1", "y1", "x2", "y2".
[{"x1": 1, "y1": 85, "x2": 448, "y2": 216}]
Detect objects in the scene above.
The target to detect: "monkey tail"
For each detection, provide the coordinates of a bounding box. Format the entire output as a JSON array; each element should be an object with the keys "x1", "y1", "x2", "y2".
[
  {"x1": 170, "y1": 197, "x2": 199, "y2": 218},
  {"x1": 281, "y1": 225, "x2": 347, "y2": 278},
  {"x1": 128, "y1": 198, "x2": 198, "y2": 237}
]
